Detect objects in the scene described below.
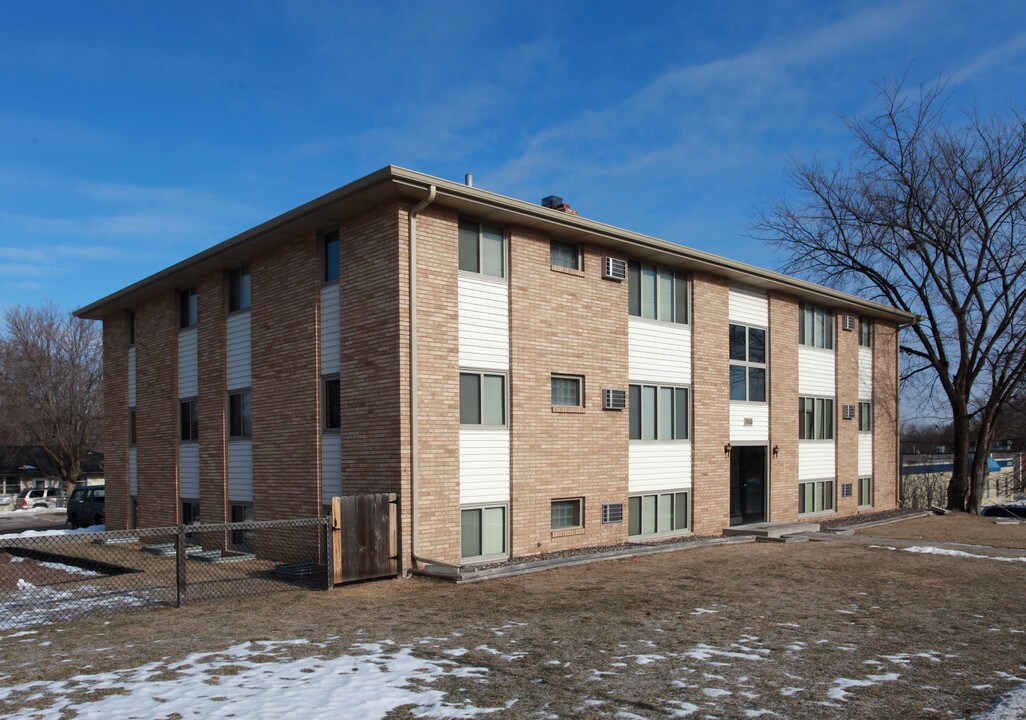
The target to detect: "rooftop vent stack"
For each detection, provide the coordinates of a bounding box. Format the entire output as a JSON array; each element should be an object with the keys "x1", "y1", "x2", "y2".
[
  {"x1": 465, "y1": 173, "x2": 473, "y2": 187},
  {"x1": 542, "y1": 195, "x2": 580, "y2": 216}
]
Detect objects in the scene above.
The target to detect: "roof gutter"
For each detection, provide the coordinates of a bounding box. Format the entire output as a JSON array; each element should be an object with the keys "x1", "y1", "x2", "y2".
[{"x1": 407, "y1": 185, "x2": 457, "y2": 573}]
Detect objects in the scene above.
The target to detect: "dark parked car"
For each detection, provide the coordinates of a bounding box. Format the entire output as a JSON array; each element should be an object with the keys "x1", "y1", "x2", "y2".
[
  {"x1": 980, "y1": 504, "x2": 1026, "y2": 520},
  {"x1": 67, "y1": 486, "x2": 105, "y2": 528}
]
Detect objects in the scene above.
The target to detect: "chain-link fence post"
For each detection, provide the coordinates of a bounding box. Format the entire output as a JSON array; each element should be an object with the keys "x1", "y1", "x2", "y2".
[{"x1": 176, "y1": 523, "x2": 187, "y2": 607}]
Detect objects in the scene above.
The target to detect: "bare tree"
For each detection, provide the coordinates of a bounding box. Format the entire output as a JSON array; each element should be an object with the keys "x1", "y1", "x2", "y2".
[
  {"x1": 0, "y1": 303, "x2": 102, "y2": 495},
  {"x1": 755, "y1": 80, "x2": 1026, "y2": 514}
]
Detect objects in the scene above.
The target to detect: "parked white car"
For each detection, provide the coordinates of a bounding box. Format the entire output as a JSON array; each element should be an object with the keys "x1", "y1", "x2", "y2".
[{"x1": 15, "y1": 487, "x2": 65, "y2": 509}]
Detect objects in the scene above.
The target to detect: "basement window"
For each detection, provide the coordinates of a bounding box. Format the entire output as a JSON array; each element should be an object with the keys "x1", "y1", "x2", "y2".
[{"x1": 461, "y1": 505, "x2": 506, "y2": 562}]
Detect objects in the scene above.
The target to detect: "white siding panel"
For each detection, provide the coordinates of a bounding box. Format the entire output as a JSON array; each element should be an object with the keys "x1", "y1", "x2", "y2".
[
  {"x1": 177, "y1": 328, "x2": 198, "y2": 398},
  {"x1": 798, "y1": 346, "x2": 835, "y2": 396},
  {"x1": 858, "y1": 434, "x2": 873, "y2": 477},
  {"x1": 628, "y1": 319, "x2": 691, "y2": 385},
  {"x1": 322, "y1": 434, "x2": 342, "y2": 504},
  {"x1": 179, "y1": 443, "x2": 199, "y2": 498},
  {"x1": 226, "y1": 312, "x2": 252, "y2": 390},
  {"x1": 127, "y1": 346, "x2": 136, "y2": 407},
  {"x1": 858, "y1": 347, "x2": 873, "y2": 400},
  {"x1": 320, "y1": 285, "x2": 340, "y2": 376},
  {"x1": 628, "y1": 443, "x2": 692, "y2": 494},
  {"x1": 459, "y1": 429, "x2": 510, "y2": 504},
  {"x1": 729, "y1": 403, "x2": 769, "y2": 443},
  {"x1": 728, "y1": 286, "x2": 768, "y2": 327},
  {"x1": 458, "y1": 276, "x2": 509, "y2": 371},
  {"x1": 798, "y1": 442, "x2": 836, "y2": 481},
  {"x1": 228, "y1": 441, "x2": 253, "y2": 502},
  {"x1": 129, "y1": 446, "x2": 138, "y2": 495}
]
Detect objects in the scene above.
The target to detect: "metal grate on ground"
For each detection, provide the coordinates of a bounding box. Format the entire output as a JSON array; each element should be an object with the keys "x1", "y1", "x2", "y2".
[{"x1": 0, "y1": 518, "x2": 330, "y2": 632}]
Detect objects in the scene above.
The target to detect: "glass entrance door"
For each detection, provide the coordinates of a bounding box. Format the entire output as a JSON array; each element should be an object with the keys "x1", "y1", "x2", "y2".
[{"x1": 729, "y1": 446, "x2": 767, "y2": 525}]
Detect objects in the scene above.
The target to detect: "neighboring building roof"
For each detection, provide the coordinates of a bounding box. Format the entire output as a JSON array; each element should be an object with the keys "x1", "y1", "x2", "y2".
[
  {"x1": 75, "y1": 166, "x2": 918, "y2": 324},
  {"x1": 0, "y1": 446, "x2": 104, "y2": 478}
]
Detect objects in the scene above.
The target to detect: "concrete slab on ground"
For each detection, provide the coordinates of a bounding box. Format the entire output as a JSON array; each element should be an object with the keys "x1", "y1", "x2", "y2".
[{"x1": 722, "y1": 521, "x2": 820, "y2": 538}]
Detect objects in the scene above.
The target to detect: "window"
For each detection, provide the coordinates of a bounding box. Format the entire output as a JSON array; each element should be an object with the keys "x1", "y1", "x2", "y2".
[
  {"x1": 799, "y1": 480, "x2": 835, "y2": 515},
  {"x1": 179, "y1": 399, "x2": 198, "y2": 442},
  {"x1": 458, "y1": 219, "x2": 505, "y2": 278},
  {"x1": 550, "y1": 240, "x2": 580, "y2": 270},
  {"x1": 859, "y1": 317, "x2": 872, "y2": 348},
  {"x1": 323, "y1": 230, "x2": 340, "y2": 283},
  {"x1": 459, "y1": 372, "x2": 506, "y2": 426},
  {"x1": 799, "y1": 303, "x2": 834, "y2": 349},
  {"x1": 798, "y1": 397, "x2": 834, "y2": 440},
  {"x1": 551, "y1": 375, "x2": 583, "y2": 407},
  {"x1": 228, "y1": 390, "x2": 252, "y2": 439},
  {"x1": 129, "y1": 408, "x2": 137, "y2": 446},
  {"x1": 628, "y1": 491, "x2": 689, "y2": 536},
  {"x1": 179, "y1": 288, "x2": 197, "y2": 329},
  {"x1": 181, "y1": 499, "x2": 200, "y2": 525},
  {"x1": 729, "y1": 324, "x2": 767, "y2": 402},
  {"x1": 629, "y1": 385, "x2": 689, "y2": 440},
  {"x1": 858, "y1": 401, "x2": 872, "y2": 432},
  {"x1": 627, "y1": 261, "x2": 688, "y2": 323},
  {"x1": 461, "y1": 505, "x2": 506, "y2": 560},
  {"x1": 323, "y1": 377, "x2": 341, "y2": 431},
  {"x1": 551, "y1": 498, "x2": 583, "y2": 530},
  {"x1": 127, "y1": 310, "x2": 136, "y2": 346},
  {"x1": 230, "y1": 504, "x2": 254, "y2": 550},
  {"x1": 228, "y1": 265, "x2": 251, "y2": 313},
  {"x1": 858, "y1": 476, "x2": 873, "y2": 507}
]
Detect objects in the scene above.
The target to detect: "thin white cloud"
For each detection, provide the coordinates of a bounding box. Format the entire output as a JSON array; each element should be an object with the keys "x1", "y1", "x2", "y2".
[{"x1": 952, "y1": 29, "x2": 1026, "y2": 84}]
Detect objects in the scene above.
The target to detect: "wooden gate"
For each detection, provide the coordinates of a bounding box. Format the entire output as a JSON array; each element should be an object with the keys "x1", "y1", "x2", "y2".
[{"x1": 330, "y1": 493, "x2": 398, "y2": 584}]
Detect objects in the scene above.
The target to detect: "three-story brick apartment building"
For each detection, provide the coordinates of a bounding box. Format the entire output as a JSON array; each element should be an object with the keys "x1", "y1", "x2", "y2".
[{"x1": 76, "y1": 166, "x2": 915, "y2": 572}]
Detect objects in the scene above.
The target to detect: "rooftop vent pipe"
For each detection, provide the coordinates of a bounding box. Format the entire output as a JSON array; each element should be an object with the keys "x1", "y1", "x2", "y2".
[{"x1": 465, "y1": 173, "x2": 473, "y2": 187}]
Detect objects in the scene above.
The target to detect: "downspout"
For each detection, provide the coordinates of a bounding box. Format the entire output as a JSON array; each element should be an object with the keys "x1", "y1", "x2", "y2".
[{"x1": 408, "y1": 185, "x2": 458, "y2": 572}]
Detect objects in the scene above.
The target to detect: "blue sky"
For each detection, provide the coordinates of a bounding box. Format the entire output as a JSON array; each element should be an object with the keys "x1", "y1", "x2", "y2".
[{"x1": 1, "y1": 0, "x2": 1024, "y2": 314}]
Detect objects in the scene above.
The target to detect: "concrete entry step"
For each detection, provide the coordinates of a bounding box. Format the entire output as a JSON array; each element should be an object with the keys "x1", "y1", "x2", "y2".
[{"x1": 722, "y1": 521, "x2": 821, "y2": 538}]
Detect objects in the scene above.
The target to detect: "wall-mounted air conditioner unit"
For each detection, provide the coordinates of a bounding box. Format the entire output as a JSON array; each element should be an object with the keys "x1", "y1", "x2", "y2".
[
  {"x1": 603, "y1": 388, "x2": 626, "y2": 410},
  {"x1": 843, "y1": 315, "x2": 856, "y2": 331},
  {"x1": 842, "y1": 404, "x2": 856, "y2": 420},
  {"x1": 603, "y1": 257, "x2": 627, "y2": 281}
]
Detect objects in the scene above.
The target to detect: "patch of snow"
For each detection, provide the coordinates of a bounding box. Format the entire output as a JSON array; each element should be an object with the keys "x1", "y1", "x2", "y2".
[
  {"x1": 702, "y1": 688, "x2": 731, "y2": 698},
  {"x1": 744, "y1": 711, "x2": 778, "y2": 718},
  {"x1": 1, "y1": 580, "x2": 157, "y2": 627},
  {"x1": 0, "y1": 507, "x2": 65, "y2": 517},
  {"x1": 691, "y1": 608, "x2": 718, "y2": 615},
  {"x1": 473, "y1": 645, "x2": 525, "y2": 662},
  {"x1": 779, "y1": 687, "x2": 805, "y2": 696},
  {"x1": 32, "y1": 560, "x2": 102, "y2": 577},
  {"x1": 900, "y1": 546, "x2": 1026, "y2": 563},
  {"x1": 828, "y1": 673, "x2": 900, "y2": 701},
  {"x1": 6, "y1": 524, "x2": 104, "y2": 537},
  {"x1": 663, "y1": 700, "x2": 700, "y2": 717},
  {"x1": 1, "y1": 640, "x2": 499, "y2": 719},
  {"x1": 682, "y1": 644, "x2": 768, "y2": 662},
  {"x1": 974, "y1": 683, "x2": 1026, "y2": 719},
  {"x1": 443, "y1": 648, "x2": 469, "y2": 657}
]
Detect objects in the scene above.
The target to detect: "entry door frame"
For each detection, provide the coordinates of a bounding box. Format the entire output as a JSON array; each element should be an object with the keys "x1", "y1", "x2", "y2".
[{"x1": 729, "y1": 443, "x2": 770, "y2": 526}]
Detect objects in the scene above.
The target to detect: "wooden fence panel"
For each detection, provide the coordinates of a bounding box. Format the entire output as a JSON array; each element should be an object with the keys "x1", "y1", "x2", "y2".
[{"x1": 330, "y1": 493, "x2": 398, "y2": 584}]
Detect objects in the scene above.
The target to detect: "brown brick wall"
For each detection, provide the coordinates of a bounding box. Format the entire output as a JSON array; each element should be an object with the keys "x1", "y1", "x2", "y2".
[
  {"x1": 197, "y1": 271, "x2": 228, "y2": 526},
  {"x1": 410, "y1": 206, "x2": 461, "y2": 566},
  {"x1": 691, "y1": 273, "x2": 730, "y2": 535},
  {"x1": 768, "y1": 293, "x2": 798, "y2": 522},
  {"x1": 101, "y1": 312, "x2": 130, "y2": 530},
  {"x1": 835, "y1": 314, "x2": 860, "y2": 516},
  {"x1": 873, "y1": 320, "x2": 899, "y2": 509},
  {"x1": 251, "y1": 234, "x2": 321, "y2": 522},
  {"x1": 134, "y1": 291, "x2": 179, "y2": 528},
  {"x1": 340, "y1": 204, "x2": 405, "y2": 497},
  {"x1": 509, "y1": 228, "x2": 629, "y2": 555}
]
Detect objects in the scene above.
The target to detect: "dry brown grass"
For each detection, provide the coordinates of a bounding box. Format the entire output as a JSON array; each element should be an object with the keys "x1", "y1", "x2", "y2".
[
  {"x1": 2, "y1": 529, "x2": 1024, "y2": 719},
  {"x1": 856, "y1": 512, "x2": 1026, "y2": 549}
]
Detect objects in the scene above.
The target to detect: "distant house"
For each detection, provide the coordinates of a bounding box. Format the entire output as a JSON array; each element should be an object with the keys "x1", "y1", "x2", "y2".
[{"x1": 0, "y1": 446, "x2": 104, "y2": 499}]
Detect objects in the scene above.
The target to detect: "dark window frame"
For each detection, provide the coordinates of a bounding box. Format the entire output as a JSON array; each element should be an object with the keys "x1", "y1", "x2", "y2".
[
  {"x1": 227, "y1": 265, "x2": 251, "y2": 313},
  {"x1": 459, "y1": 371, "x2": 507, "y2": 427},
  {"x1": 798, "y1": 396, "x2": 835, "y2": 440},
  {"x1": 798, "y1": 303, "x2": 834, "y2": 350},
  {"x1": 859, "y1": 317, "x2": 872, "y2": 348},
  {"x1": 458, "y1": 218, "x2": 506, "y2": 279},
  {"x1": 127, "y1": 310, "x2": 136, "y2": 346},
  {"x1": 322, "y1": 230, "x2": 340, "y2": 284},
  {"x1": 228, "y1": 389, "x2": 252, "y2": 439},
  {"x1": 129, "y1": 408, "x2": 137, "y2": 446},
  {"x1": 627, "y1": 260, "x2": 689, "y2": 324},
  {"x1": 179, "y1": 287, "x2": 198, "y2": 329},
  {"x1": 729, "y1": 324, "x2": 767, "y2": 402},
  {"x1": 323, "y1": 376, "x2": 341, "y2": 431},
  {"x1": 858, "y1": 401, "x2": 872, "y2": 432},
  {"x1": 629, "y1": 384, "x2": 690, "y2": 440},
  {"x1": 179, "y1": 398, "x2": 199, "y2": 442}
]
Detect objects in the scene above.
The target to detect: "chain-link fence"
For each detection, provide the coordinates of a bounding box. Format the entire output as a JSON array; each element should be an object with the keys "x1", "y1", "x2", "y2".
[{"x1": 0, "y1": 518, "x2": 330, "y2": 632}]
